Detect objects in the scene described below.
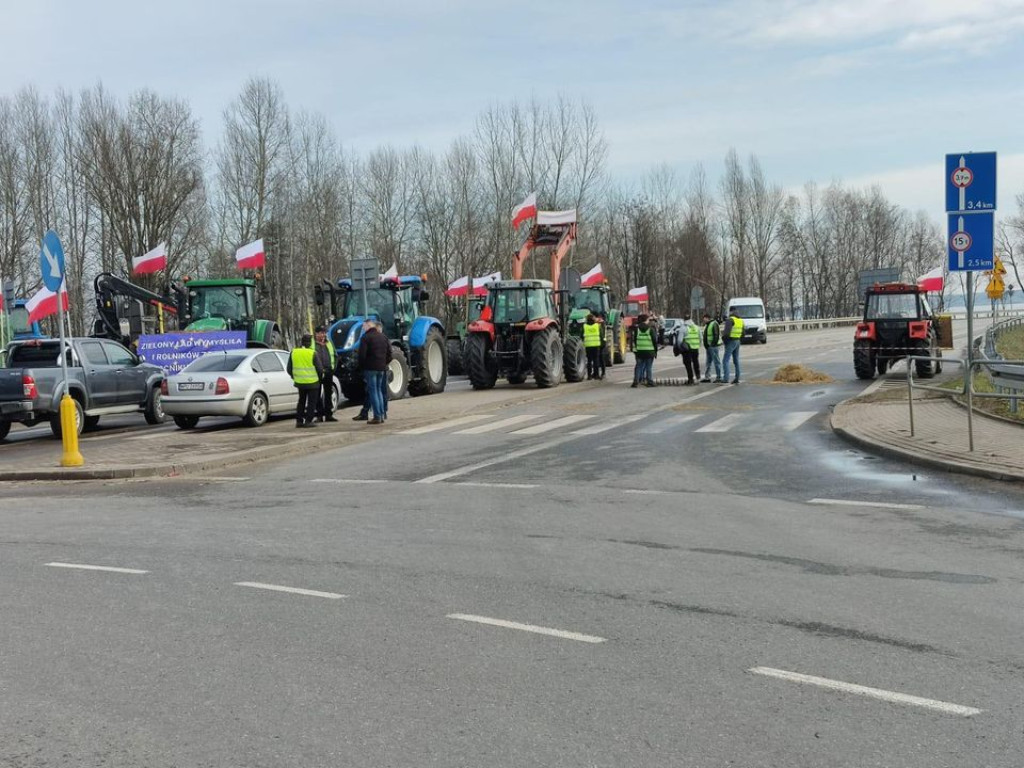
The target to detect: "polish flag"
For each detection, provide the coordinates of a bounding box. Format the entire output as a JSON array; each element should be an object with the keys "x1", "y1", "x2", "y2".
[
  {"x1": 473, "y1": 271, "x2": 502, "y2": 295},
  {"x1": 380, "y1": 263, "x2": 398, "y2": 280},
  {"x1": 132, "y1": 242, "x2": 167, "y2": 275},
  {"x1": 511, "y1": 192, "x2": 537, "y2": 228},
  {"x1": 581, "y1": 263, "x2": 604, "y2": 287},
  {"x1": 917, "y1": 266, "x2": 944, "y2": 293},
  {"x1": 627, "y1": 286, "x2": 649, "y2": 302},
  {"x1": 25, "y1": 282, "x2": 69, "y2": 324},
  {"x1": 235, "y1": 239, "x2": 265, "y2": 269},
  {"x1": 445, "y1": 276, "x2": 471, "y2": 297}
]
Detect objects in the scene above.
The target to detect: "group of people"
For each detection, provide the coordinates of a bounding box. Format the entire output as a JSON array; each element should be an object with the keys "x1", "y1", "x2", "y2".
[
  {"x1": 287, "y1": 321, "x2": 392, "y2": 428},
  {"x1": 631, "y1": 310, "x2": 745, "y2": 388}
]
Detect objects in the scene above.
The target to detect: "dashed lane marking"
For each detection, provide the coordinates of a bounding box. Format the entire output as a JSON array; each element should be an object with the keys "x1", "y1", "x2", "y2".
[
  {"x1": 400, "y1": 414, "x2": 490, "y2": 434},
  {"x1": 695, "y1": 413, "x2": 746, "y2": 433},
  {"x1": 45, "y1": 562, "x2": 149, "y2": 574},
  {"x1": 453, "y1": 482, "x2": 539, "y2": 489},
  {"x1": 235, "y1": 582, "x2": 347, "y2": 600},
  {"x1": 447, "y1": 613, "x2": 606, "y2": 644},
  {"x1": 511, "y1": 414, "x2": 596, "y2": 435},
  {"x1": 416, "y1": 435, "x2": 581, "y2": 484},
  {"x1": 638, "y1": 414, "x2": 701, "y2": 434},
  {"x1": 748, "y1": 667, "x2": 982, "y2": 717},
  {"x1": 455, "y1": 414, "x2": 543, "y2": 434},
  {"x1": 808, "y1": 498, "x2": 925, "y2": 510}
]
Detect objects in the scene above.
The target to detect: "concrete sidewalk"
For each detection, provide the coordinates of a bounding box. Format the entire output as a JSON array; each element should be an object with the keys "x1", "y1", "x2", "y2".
[{"x1": 831, "y1": 392, "x2": 1024, "y2": 483}]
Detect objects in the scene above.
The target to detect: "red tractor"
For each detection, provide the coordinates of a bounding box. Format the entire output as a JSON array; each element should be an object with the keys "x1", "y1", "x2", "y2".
[
  {"x1": 854, "y1": 282, "x2": 943, "y2": 379},
  {"x1": 464, "y1": 211, "x2": 586, "y2": 389}
]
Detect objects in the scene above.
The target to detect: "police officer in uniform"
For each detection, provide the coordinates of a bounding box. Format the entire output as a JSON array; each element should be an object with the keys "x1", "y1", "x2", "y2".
[
  {"x1": 583, "y1": 313, "x2": 602, "y2": 380},
  {"x1": 287, "y1": 333, "x2": 324, "y2": 427}
]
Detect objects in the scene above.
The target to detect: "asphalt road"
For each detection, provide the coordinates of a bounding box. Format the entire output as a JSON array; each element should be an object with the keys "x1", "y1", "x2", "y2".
[{"x1": 2, "y1": 324, "x2": 1023, "y2": 767}]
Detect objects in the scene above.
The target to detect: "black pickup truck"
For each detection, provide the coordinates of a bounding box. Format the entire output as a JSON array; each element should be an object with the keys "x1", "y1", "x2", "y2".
[{"x1": 0, "y1": 338, "x2": 166, "y2": 440}]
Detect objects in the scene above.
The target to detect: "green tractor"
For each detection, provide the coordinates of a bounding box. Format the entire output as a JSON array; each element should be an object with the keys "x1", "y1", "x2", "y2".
[
  {"x1": 567, "y1": 284, "x2": 625, "y2": 366},
  {"x1": 180, "y1": 278, "x2": 282, "y2": 347},
  {"x1": 446, "y1": 299, "x2": 483, "y2": 376}
]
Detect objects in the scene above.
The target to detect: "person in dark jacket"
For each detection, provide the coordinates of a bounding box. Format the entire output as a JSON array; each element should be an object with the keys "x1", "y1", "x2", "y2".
[
  {"x1": 311, "y1": 325, "x2": 337, "y2": 422},
  {"x1": 700, "y1": 312, "x2": 723, "y2": 383},
  {"x1": 358, "y1": 319, "x2": 391, "y2": 424},
  {"x1": 287, "y1": 333, "x2": 324, "y2": 428}
]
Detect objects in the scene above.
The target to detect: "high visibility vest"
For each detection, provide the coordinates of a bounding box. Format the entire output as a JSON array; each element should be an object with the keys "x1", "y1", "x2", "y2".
[
  {"x1": 684, "y1": 322, "x2": 700, "y2": 350},
  {"x1": 290, "y1": 347, "x2": 319, "y2": 385},
  {"x1": 634, "y1": 327, "x2": 655, "y2": 352},
  {"x1": 729, "y1": 316, "x2": 744, "y2": 339},
  {"x1": 311, "y1": 338, "x2": 336, "y2": 362},
  {"x1": 583, "y1": 322, "x2": 602, "y2": 348},
  {"x1": 704, "y1": 320, "x2": 721, "y2": 347}
]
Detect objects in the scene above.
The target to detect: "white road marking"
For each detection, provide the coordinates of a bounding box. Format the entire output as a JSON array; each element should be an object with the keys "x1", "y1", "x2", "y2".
[
  {"x1": 748, "y1": 666, "x2": 982, "y2": 717},
  {"x1": 45, "y1": 562, "x2": 148, "y2": 574},
  {"x1": 453, "y1": 482, "x2": 539, "y2": 489},
  {"x1": 416, "y1": 434, "x2": 582, "y2": 484},
  {"x1": 511, "y1": 414, "x2": 596, "y2": 435},
  {"x1": 571, "y1": 414, "x2": 648, "y2": 435},
  {"x1": 401, "y1": 414, "x2": 490, "y2": 434},
  {"x1": 455, "y1": 414, "x2": 542, "y2": 434},
  {"x1": 310, "y1": 478, "x2": 388, "y2": 484},
  {"x1": 623, "y1": 489, "x2": 670, "y2": 495},
  {"x1": 695, "y1": 413, "x2": 746, "y2": 433},
  {"x1": 447, "y1": 613, "x2": 606, "y2": 644},
  {"x1": 808, "y1": 498, "x2": 925, "y2": 510},
  {"x1": 638, "y1": 414, "x2": 701, "y2": 434},
  {"x1": 779, "y1": 411, "x2": 818, "y2": 431},
  {"x1": 235, "y1": 581, "x2": 346, "y2": 600}
]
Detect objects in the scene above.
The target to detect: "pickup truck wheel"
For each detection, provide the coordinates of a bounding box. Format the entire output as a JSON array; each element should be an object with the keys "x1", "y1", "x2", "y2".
[
  {"x1": 0, "y1": 421, "x2": 10, "y2": 441},
  {"x1": 50, "y1": 398, "x2": 84, "y2": 439},
  {"x1": 84, "y1": 415, "x2": 101, "y2": 431},
  {"x1": 144, "y1": 386, "x2": 166, "y2": 424}
]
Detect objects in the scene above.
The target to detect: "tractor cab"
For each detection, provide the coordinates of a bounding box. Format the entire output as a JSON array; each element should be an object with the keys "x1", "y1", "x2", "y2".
[
  {"x1": 571, "y1": 286, "x2": 612, "y2": 316},
  {"x1": 485, "y1": 279, "x2": 557, "y2": 325},
  {"x1": 7, "y1": 300, "x2": 45, "y2": 340},
  {"x1": 334, "y1": 276, "x2": 429, "y2": 342},
  {"x1": 183, "y1": 279, "x2": 258, "y2": 333}
]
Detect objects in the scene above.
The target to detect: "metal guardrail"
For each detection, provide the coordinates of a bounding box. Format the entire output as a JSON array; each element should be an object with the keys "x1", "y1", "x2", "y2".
[{"x1": 767, "y1": 317, "x2": 860, "y2": 333}]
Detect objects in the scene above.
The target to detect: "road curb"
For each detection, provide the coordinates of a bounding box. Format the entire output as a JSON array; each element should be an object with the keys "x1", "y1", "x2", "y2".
[{"x1": 829, "y1": 401, "x2": 1024, "y2": 483}]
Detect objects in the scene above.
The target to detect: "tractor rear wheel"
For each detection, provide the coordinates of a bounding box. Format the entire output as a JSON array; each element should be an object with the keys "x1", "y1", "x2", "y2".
[
  {"x1": 465, "y1": 333, "x2": 498, "y2": 390},
  {"x1": 409, "y1": 328, "x2": 447, "y2": 396},
  {"x1": 446, "y1": 338, "x2": 464, "y2": 376},
  {"x1": 563, "y1": 335, "x2": 586, "y2": 382},
  {"x1": 613, "y1": 319, "x2": 625, "y2": 364},
  {"x1": 915, "y1": 340, "x2": 937, "y2": 379},
  {"x1": 531, "y1": 327, "x2": 563, "y2": 388},
  {"x1": 853, "y1": 342, "x2": 875, "y2": 380},
  {"x1": 387, "y1": 346, "x2": 411, "y2": 399},
  {"x1": 877, "y1": 358, "x2": 888, "y2": 376}
]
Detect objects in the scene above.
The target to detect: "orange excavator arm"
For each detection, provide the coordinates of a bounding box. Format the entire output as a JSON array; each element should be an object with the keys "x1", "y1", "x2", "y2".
[{"x1": 512, "y1": 216, "x2": 577, "y2": 290}]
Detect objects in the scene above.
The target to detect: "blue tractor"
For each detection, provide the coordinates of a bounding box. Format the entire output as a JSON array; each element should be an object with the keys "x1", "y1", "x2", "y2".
[
  {"x1": 325, "y1": 275, "x2": 448, "y2": 402},
  {"x1": 2, "y1": 299, "x2": 46, "y2": 343}
]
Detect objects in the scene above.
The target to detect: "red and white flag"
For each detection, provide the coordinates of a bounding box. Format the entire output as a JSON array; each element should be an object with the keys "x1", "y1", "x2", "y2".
[
  {"x1": 581, "y1": 263, "x2": 604, "y2": 287},
  {"x1": 473, "y1": 271, "x2": 501, "y2": 295},
  {"x1": 511, "y1": 192, "x2": 537, "y2": 228},
  {"x1": 235, "y1": 239, "x2": 265, "y2": 270},
  {"x1": 445, "y1": 276, "x2": 471, "y2": 297},
  {"x1": 917, "y1": 266, "x2": 944, "y2": 293},
  {"x1": 627, "y1": 286, "x2": 649, "y2": 302},
  {"x1": 380, "y1": 263, "x2": 398, "y2": 280},
  {"x1": 25, "y1": 282, "x2": 69, "y2": 324},
  {"x1": 132, "y1": 242, "x2": 167, "y2": 275}
]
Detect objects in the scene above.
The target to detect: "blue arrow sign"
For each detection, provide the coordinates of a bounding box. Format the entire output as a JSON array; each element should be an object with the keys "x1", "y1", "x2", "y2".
[
  {"x1": 39, "y1": 230, "x2": 66, "y2": 293},
  {"x1": 947, "y1": 212, "x2": 994, "y2": 271},
  {"x1": 945, "y1": 152, "x2": 996, "y2": 213}
]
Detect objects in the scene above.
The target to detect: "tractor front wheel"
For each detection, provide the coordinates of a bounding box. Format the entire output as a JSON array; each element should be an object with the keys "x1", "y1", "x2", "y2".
[
  {"x1": 853, "y1": 342, "x2": 875, "y2": 380},
  {"x1": 465, "y1": 333, "x2": 498, "y2": 390},
  {"x1": 613, "y1": 320, "x2": 626, "y2": 364},
  {"x1": 531, "y1": 327, "x2": 563, "y2": 388},
  {"x1": 563, "y1": 335, "x2": 586, "y2": 382},
  {"x1": 387, "y1": 346, "x2": 411, "y2": 400},
  {"x1": 409, "y1": 328, "x2": 447, "y2": 396}
]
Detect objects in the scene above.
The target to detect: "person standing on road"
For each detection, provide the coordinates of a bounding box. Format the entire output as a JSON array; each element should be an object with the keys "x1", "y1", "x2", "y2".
[
  {"x1": 596, "y1": 311, "x2": 607, "y2": 380},
  {"x1": 721, "y1": 309, "x2": 744, "y2": 384},
  {"x1": 287, "y1": 333, "x2": 323, "y2": 428},
  {"x1": 311, "y1": 325, "x2": 337, "y2": 422},
  {"x1": 358, "y1": 319, "x2": 390, "y2": 424},
  {"x1": 700, "y1": 312, "x2": 723, "y2": 383},
  {"x1": 375, "y1": 321, "x2": 391, "y2": 422},
  {"x1": 583, "y1": 313, "x2": 602, "y2": 380},
  {"x1": 631, "y1": 314, "x2": 657, "y2": 388},
  {"x1": 676, "y1": 317, "x2": 701, "y2": 385}
]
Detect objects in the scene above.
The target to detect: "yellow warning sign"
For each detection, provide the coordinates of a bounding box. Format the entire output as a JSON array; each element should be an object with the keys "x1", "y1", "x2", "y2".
[{"x1": 987, "y1": 273, "x2": 1005, "y2": 300}]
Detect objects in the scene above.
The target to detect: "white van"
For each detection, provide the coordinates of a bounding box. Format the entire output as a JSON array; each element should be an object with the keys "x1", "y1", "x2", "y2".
[{"x1": 725, "y1": 297, "x2": 767, "y2": 344}]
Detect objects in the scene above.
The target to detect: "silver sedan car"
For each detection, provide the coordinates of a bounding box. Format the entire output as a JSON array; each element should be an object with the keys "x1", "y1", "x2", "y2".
[{"x1": 161, "y1": 348, "x2": 340, "y2": 429}]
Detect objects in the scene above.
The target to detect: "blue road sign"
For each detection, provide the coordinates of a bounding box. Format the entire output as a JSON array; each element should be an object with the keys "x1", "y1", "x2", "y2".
[
  {"x1": 947, "y1": 212, "x2": 994, "y2": 271},
  {"x1": 945, "y1": 152, "x2": 996, "y2": 213},
  {"x1": 39, "y1": 230, "x2": 66, "y2": 293}
]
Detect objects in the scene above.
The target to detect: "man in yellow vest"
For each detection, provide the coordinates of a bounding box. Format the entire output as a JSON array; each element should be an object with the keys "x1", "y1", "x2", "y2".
[
  {"x1": 583, "y1": 313, "x2": 603, "y2": 380},
  {"x1": 631, "y1": 314, "x2": 657, "y2": 388},
  {"x1": 675, "y1": 317, "x2": 701, "y2": 385},
  {"x1": 287, "y1": 333, "x2": 324, "y2": 427},
  {"x1": 721, "y1": 310, "x2": 744, "y2": 384}
]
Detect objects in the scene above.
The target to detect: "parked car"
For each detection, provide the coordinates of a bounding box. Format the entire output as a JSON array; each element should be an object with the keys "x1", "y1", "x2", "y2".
[
  {"x1": 0, "y1": 337, "x2": 165, "y2": 440},
  {"x1": 659, "y1": 318, "x2": 683, "y2": 347},
  {"x1": 162, "y1": 348, "x2": 342, "y2": 429}
]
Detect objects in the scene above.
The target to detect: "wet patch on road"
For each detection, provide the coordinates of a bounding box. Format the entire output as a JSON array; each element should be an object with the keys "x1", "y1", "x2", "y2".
[
  {"x1": 773, "y1": 619, "x2": 944, "y2": 654},
  {"x1": 606, "y1": 539, "x2": 682, "y2": 550},
  {"x1": 689, "y1": 547, "x2": 996, "y2": 584}
]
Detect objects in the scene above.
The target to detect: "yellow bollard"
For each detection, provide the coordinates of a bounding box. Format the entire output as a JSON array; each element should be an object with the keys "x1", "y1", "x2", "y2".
[{"x1": 59, "y1": 394, "x2": 84, "y2": 467}]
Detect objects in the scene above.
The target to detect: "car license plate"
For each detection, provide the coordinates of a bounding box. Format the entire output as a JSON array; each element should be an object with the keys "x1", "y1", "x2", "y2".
[{"x1": 177, "y1": 382, "x2": 205, "y2": 391}]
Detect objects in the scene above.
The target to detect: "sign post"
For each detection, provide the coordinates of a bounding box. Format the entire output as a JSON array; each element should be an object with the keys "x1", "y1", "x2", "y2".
[
  {"x1": 40, "y1": 230, "x2": 82, "y2": 467},
  {"x1": 945, "y1": 152, "x2": 998, "y2": 453},
  {"x1": 350, "y1": 258, "x2": 379, "y2": 319}
]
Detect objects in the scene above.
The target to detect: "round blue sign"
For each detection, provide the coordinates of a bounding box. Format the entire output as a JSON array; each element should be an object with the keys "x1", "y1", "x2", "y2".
[{"x1": 39, "y1": 230, "x2": 66, "y2": 293}]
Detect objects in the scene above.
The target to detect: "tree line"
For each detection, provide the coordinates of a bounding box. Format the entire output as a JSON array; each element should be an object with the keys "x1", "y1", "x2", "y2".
[{"x1": 0, "y1": 77, "x2": 966, "y2": 341}]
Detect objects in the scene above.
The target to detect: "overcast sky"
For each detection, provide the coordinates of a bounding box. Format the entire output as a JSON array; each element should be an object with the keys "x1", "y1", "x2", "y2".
[{"x1": 3, "y1": 0, "x2": 1023, "y2": 221}]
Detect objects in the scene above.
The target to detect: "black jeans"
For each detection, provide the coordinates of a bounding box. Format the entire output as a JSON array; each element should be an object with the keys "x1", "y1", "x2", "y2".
[
  {"x1": 296, "y1": 384, "x2": 319, "y2": 424},
  {"x1": 316, "y1": 377, "x2": 333, "y2": 418},
  {"x1": 586, "y1": 346, "x2": 602, "y2": 379},
  {"x1": 682, "y1": 349, "x2": 700, "y2": 382}
]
